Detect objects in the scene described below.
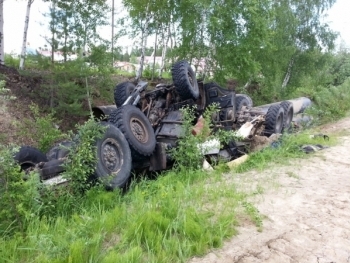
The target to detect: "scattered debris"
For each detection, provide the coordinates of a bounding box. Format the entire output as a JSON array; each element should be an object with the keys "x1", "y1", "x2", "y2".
[
  {"x1": 227, "y1": 154, "x2": 249, "y2": 169},
  {"x1": 310, "y1": 133, "x2": 330, "y2": 140},
  {"x1": 292, "y1": 114, "x2": 313, "y2": 130},
  {"x1": 202, "y1": 159, "x2": 214, "y2": 171},
  {"x1": 198, "y1": 139, "x2": 221, "y2": 155},
  {"x1": 249, "y1": 134, "x2": 281, "y2": 152},
  {"x1": 301, "y1": 144, "x2": 329, "y2": 154}
]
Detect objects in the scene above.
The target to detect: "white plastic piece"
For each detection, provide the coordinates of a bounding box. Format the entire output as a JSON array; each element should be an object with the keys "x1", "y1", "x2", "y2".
[
  {"x1": 203, "y1": 159, "x2": 214, "y2": 171},
  {"x1": 198, "y1": 138, "x2": 220, "y2": 155},
  {"x1": 236, "y1": 122, "x2": 254, "y2": 139},
  {"x1": 227, "y1": 154, "x2": 249, "y2": 169},
  {"x1": 43, "y1": 175, "x2": 69, "y2": 186}
]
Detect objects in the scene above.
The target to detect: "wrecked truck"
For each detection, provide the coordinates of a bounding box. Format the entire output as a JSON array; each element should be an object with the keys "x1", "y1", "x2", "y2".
[{"x1": 14, "y1": 60, "x2": 310, "y2": 190}]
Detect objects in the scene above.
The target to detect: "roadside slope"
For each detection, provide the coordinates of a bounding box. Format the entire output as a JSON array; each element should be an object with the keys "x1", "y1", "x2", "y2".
[{"x1": 191, "y1": 118, "x2": 350, "y2": 263}]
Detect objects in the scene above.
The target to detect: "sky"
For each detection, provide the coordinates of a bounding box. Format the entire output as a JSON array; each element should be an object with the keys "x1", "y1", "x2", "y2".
[{"x1": 3, "y1": 0, "x2": 350, "y2": 55}]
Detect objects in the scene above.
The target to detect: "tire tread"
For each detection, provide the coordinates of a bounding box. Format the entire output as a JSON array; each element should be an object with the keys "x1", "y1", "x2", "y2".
[{"x1": 171, "y1": 60, "x2": 199, "y2": 100}]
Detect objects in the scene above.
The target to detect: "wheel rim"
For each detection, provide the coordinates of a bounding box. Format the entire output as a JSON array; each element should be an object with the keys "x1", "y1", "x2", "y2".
[
  {"x1": 101, "y1": 138, "x2": 123, "y2": 173},
  {"x1": 130, "y1": 117, "x2": 149, "y2": 143}
]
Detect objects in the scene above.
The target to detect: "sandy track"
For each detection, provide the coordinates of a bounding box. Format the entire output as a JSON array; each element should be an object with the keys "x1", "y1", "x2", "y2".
[{"x1": 191, "y1": 118, "x2": 350, "y2": 263}]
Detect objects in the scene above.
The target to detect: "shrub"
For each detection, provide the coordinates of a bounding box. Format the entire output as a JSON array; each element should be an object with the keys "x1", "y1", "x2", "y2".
[
  {"x1": 0, "y1": 80, "x2": 16, "y2": 103},
  {"x1": 291, "y1": 78, "x2": 350, "y2": 124},
  {"x1": 170, "y1": 104, "x2": 240, "y2": 170},
  {"x1": 62, "y1": 118, "x2": 105, "y2": 193},
  {"x1": 0, "y1": 146, "x2": 42, "y2": 236},
  {"x1": 19, "y1": 104, "x2": 67, "y2": 152}
]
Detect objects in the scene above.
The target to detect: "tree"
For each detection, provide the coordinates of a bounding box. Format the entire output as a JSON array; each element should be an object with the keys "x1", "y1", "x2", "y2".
[
  {"x1": 55, "y1": 1, "x2": 74, "y2": 62},
  {"x1": 19, "y1": 0, "x2": 35, "y2": 70},
  {"x1": 122, "y1": 0, "x2": 175, "y2": 80},
  {"x1": 111, "y1": 0, "x2": 114, "y2": 66},
  {"x1": 70, "y1": 0, "x2": 109, "y2": 56},
  {"x1": 255, "y1": 0, "x2": 337, "y2": 91},
  {"x1": 43, "y1": 0, "x2": 109, "y2": 62},
  {"x1": 45, "y1": 0, "x2": 59, "y2": 64},
  {"x1": 0, "y1": 0, "x2": 4, "y2": 65},
  {"x1": 121, "y1": 0, "x2": 152, "y2": 81}
]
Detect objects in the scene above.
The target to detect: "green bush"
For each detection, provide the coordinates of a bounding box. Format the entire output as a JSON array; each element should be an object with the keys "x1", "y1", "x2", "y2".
[
  {"x1": 19, "y1": 104, "x2": 67, "y2": 152},
  {"x1": 62, "y1": 118, "x2": 105, "y2": 193},
  {"x1": 35, "y1": 118, "x2": 106, "y2": 218},
  {"x1": 4, "y1": 54, "x2": 20, "y2": 68},
  {"x1": 170, "y1": 104, "x2": 240, "y2": 171},
  {"x1": 291, "y1": 78, "x2": 350, "y2": 124},
  {"x1": 0, "y1": 146, "x2": 42, "y2": 236},
  {"x1": 0, "y1": 80, "x2": 16, "y2": 103}
]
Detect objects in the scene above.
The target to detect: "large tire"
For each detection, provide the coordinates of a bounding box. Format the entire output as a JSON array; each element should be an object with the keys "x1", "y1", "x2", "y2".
[
  {"x1": 264, "y1": 104, "x2": 285, "y2": 136},
  {"x1": 108, "y1": 105, "x2": 156, "y2": 157},
  {"x1": 235, "y1": 96, "x2": 250, "y2": 112},
  {"x1": 14, "y1": 146, "x2": 48, "y2": 171},
  {"x1": 280, "y1": 101, "x2": 294, "y2": 132},
  {"x1": 114, "y1": 82, "x2": 136, "y2": 107},
  {"x1": 171, "y1": 60, "x2": 199, "y2": 100},
  {"x1": 204, "y1": 82, "x2": 222, "y2": 90},
  {"x1": 39, "y1": 159, "x2": 66, "y2": 180},
  {"x1": 94, "y1": 122, "x2": 132, "y2": 190},
  {"x1": 236, "y1": 94, "x2": 253, "y2": 107},
  {"x1": 46, "y1": 141, "x2": 73, "y2": 161}
]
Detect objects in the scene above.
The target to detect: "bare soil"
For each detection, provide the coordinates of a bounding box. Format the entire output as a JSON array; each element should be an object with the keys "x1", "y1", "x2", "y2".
[{"x1": 191, "y1": 118, "x2": 350, "y2": 263}]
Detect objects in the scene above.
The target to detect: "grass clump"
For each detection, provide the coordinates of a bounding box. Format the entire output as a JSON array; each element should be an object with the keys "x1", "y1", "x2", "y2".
[
  {"x1": 0, "y1": 106, "x2": 249, "y2": 263},
  {"x1": 0, "y1": 167, "x2": 245, "y2": 262},
  {"x1": 2, "y1": 90, "x2": 345, "y2": 262},
  {"x1": 234, "y1": 131, "x2": 335, "y2": 173},
  {"x1": 0, "y1": 146, "x2": 42, "y2": 236},
  {"x1": 18, "y1": 103, "x2": 67, "y2": 153}
]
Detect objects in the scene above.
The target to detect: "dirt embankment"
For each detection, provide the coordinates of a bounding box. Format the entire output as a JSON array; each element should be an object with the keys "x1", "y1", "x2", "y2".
[
  {"x1": 191, "y1": 118, "x2": 350, "y2": 263},
  {"x1": 0, "y1": 65, "x2": 46, "y2": 145}
]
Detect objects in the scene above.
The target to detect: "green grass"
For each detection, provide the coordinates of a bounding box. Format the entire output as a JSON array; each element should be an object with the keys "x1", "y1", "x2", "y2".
[
  {"x1": 0, "y1": 169, "x2": 244, "y2": 263},
  {"x1": 0, "y1": 123, "x2": 339, "y2": 263},
  {"x1": 234, "y1": 132, "x2": 335, "y2": 173}
]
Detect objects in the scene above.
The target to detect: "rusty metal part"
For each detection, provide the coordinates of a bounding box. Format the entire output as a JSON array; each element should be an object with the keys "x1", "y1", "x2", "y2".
[
  {"x1": 101, "y1": 138, "x2": 123, "y2": 173},
  {"x1": 92, "y1": 105, "x2": 117, "y2": 120},
  {"x1": 195, "y1": 81, "x2": 207, "y2": 111},
  {"x1": 156, "y1": 110, "x2": 184, "y2": 147},
  {"x1": 166, "y1": 91, "x2": 172, "y2": 109},
  {"x1": 130, "y1": 117, "x2": 149, "y2": 143}
]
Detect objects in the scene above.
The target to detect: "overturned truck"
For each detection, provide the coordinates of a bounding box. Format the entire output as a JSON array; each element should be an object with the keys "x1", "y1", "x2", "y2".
[{"x1": 15, "y1": 60, "x2": 311, "y2": 190}]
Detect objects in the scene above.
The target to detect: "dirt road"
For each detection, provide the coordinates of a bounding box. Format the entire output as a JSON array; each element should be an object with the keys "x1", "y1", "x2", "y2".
[{"x1": 191, "y1": 118, "x2": 350, "y2": 263}]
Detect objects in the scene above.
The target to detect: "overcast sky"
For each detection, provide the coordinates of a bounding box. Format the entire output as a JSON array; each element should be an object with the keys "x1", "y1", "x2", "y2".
[{"x1": 3, "y1": 0, "x2": 350, "y2": 54}]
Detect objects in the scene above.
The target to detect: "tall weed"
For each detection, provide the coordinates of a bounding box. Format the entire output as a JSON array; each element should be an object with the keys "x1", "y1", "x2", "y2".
[
  {"x1": 292, "y1": 78, "x2": 350, "y2": 124},
  {"x1": 0, "y1": 146, "x2": 42, "y2": 236},
  {"x1": 19, "y1": 104, "x2": 67, "y2": 152}
]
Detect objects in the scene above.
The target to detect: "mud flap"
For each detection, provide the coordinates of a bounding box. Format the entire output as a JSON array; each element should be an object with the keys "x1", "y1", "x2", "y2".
[{"x1": 149, "y1": 143, "x2": 167, "y2": 171}]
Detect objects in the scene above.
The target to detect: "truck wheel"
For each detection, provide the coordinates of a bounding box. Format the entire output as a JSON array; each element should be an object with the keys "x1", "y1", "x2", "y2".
[
  {"x1": 46, "y1": 141, "x2": 73, "y2": 160},
  {"x1": 114, "y1": 82, "x2": 135, "y2": 107},
  {"x1": 264, "y1": 104, "x2": 284, "y2": 136},
  {"x1": 14, "y1": 146, "x2": 48, "y2": 171},
  {"x1": 235, "y1": 96, "x2": 251, "y2": 112},
  {"x1": 108, "y1": 105, "x2": 156, "y2": 157},
  {"x1": 280, "y1": 101, "x2": 294, "y2": 132},
  {"x1": 236, "y1": 94, "x2": 253, "y2": 107},
  {"x1": 172, "y1": 60, "x2": 199, "y2": 100},
  {"x1": 39, "y1": 159, "x2": 66, "y2": 180},
  {"x1": 94, "y1": 122, "x2": 132, "y2": 190}
]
